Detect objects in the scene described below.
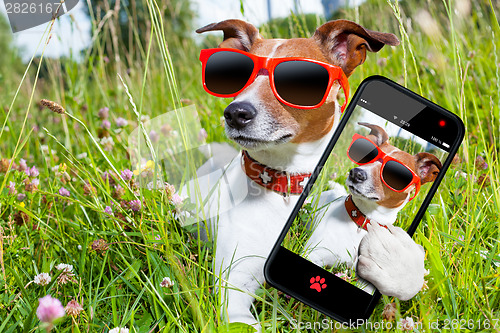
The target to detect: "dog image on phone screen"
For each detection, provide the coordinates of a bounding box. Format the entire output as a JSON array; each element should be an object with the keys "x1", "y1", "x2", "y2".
[
  {"x1": 184, "y1": 19, "x2": 428, "y2": 329},
  {"x1": 305, "y1": 122, "x2": 442, "y2": 299}
]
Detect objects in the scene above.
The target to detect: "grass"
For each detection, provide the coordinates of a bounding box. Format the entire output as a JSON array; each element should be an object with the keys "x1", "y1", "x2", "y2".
[{"x1": 0, "y1": 0, "x2": 499, "y2": 331}]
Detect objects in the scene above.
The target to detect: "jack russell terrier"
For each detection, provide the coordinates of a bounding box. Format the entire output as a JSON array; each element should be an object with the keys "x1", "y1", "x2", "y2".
[
  {"x1": 305, "y1": 122, "x2": 442, "y2": 299},
  {"x1": 187, "y1": 18, "x2": 425, "y2": 328}
]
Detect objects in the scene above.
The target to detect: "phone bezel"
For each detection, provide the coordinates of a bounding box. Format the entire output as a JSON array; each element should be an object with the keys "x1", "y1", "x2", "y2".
[{"x1": 264, "y1": 75, "x2": 465, "y2": 324}]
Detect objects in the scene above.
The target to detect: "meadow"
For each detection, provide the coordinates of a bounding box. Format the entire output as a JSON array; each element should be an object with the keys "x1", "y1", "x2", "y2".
[{"x1": 0, "y1": 0, "x2": 499, "y2": 331}]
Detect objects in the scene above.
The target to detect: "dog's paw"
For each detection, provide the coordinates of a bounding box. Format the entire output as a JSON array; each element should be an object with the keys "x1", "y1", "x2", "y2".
[{"x1": 357, "y1": 223, "x2": 425, "y2": 300}]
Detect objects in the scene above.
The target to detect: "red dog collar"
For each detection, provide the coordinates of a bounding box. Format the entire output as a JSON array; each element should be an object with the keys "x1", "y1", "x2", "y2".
[
  {"x1": 345, "y1": 195, "x2": 371, "y2": 231},
  {"x1": 242, "y1": 150, "x2": 311, "y2": 196},
  {"x1": 344, "y1": 195, "x2": 390, "y2": 231}
]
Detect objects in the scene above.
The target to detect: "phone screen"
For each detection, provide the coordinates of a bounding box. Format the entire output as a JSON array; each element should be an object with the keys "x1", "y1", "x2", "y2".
[{"x1": 279, "y1": 85, "x2": 451, "y2": 295}]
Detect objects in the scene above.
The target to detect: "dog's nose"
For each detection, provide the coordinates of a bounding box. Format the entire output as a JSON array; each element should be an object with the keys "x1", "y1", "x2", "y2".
[
  {"x1": 349, "y1": 168, "x2": 367, "y2": 183},
  {"x1": 224, "y1": 102, "x2": 257, "y2": 130}
]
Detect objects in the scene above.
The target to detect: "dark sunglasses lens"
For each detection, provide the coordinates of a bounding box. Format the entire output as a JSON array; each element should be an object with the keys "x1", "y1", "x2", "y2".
[
  {"x1": 348, "y1": 139, "x2": 379, "y2": 164},
  {"x1": 205, "y1": 51, "x2": 254, "y2": 95},
  {"x1": 383, "y1": 160, "x2": 414, "y2": 190},
  {"x1": 274, "y1": 61, "x2": 329, "y2": 106}
]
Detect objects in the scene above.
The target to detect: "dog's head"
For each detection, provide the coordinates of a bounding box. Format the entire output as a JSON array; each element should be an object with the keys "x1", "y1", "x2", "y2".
[
  {"x1": 197, "y1": 19, "x2": 399, "y2": 150},
  {"x1": 346, "y1": 123, "x2": 442, "y2": 208}
]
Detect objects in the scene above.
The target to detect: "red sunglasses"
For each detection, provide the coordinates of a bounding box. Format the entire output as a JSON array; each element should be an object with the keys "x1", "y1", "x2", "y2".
[
  {"x1": 199, "y1": 48, "x2": 350, "y2": 111},
  {"x1": 347, "y1": 134, "x2": 421, "y2": 200}
]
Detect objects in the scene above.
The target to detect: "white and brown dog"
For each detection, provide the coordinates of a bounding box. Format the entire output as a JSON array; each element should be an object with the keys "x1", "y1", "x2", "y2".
[
  {"x1": 187, "y1": 19, "x2": 424, "y2": 328},
  {"x1": 305, "y1": 122, "x2": 442, "y2": 299}
]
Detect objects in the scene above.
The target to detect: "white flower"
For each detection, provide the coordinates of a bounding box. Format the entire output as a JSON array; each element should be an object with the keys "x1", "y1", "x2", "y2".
[
  {"x1": 109, "y1": 327, "x2": 129, "y2": 333},
  {"x1": 100, "y1": 137, "x2": 115, "y2": 151},
  {"x1": 55, "y1": 263, "x2": 73, "y2": 273},
  {"x1": 76, "y1": 153, "x2": 88, "y2": 159},
  {"x1": 41, "y1": 145, "x2": 50, "y2": 154},
  {"x1": 34, "y1": 273, "x2": 51, "y2": 286},
  {"x1": 398, "y1": 316, "x2": 415, "y2": 331},
  {"x1": 160, "y1": 277, "x2": 174, "y2": 288}
]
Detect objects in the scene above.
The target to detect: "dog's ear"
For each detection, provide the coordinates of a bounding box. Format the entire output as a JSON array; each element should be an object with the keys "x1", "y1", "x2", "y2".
[
  {"x1": 196, "y1": 19, "x2": 261, "y2": 52},
  {"x1": 358, "y1": 122, "x2": 389, "y2": 146},
  {"x1": 414, "y1": 152, "x2": 442, "y2": 184},
  {"x1": 313, "y1": 20, "x2": 400, "y2": 77}
]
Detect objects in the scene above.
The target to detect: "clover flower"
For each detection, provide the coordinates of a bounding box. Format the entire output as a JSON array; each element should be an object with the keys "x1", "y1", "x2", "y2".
[
  {"x1": 128, "y1": 199, "x2": 141, "y2": 212},
  {"x1": 115, "y1": 117, "x2": 128, "y2": 127},
  {"x1": 55, "y1": 264, "x2": 73, "y2": 273},
  {"x1": 105, "y1": 206, "x2": 113, "y2": 215},
  {"x1": 65, "y1": 300, "x2": 83, "y2": 317},
  {"x1": 100, "y1": 137, "x2": 115, "y2": 151},
  {"x1": 25, "y1": 166, "x2": 39, "y2": 178},
  {"x1": 36, "y1": 295, "x2": 65, "y2": 323},
  {"x1": 149, "y1": 130, "x2": 159, "y2": 143},
  {"x1": 398, "y1": 316, "x2": 416, "y2": 331},
  {"x1": 18, "y1": 158, "x2": 28, "y2": 171},
  {"x1": 25, "y1": 178, "x2": 39, "y2": 192},
  {"x1": 109, "y1": 327, "x2": 129, "y2": 333},
  {"x1": 7, "y1": 181, "x2": 16, "y2": 195},
  {"x1": 59, "y1": 187, "x2": 70, "y2": 197},
  {"x1": 34, "y1": 273, "x2": 51, "y2": 286},
  {"x1": 113, "y1": 185, "x2": 125, "y2": 199},
  {"x1": 102, "y1": 120, "x2": 111, "y2": 129},
  {"x1": 98, "y1": 107, "x2": 109, "y2": 119},
  {"x1": 382, "y1": 302, "x2": 397, "y2": 321},
  {"x1": 76, "y1": 153, "x2": 88, "y2": 159},
  {"x1": 92, "y1": 239, "x2": 109, "y2": 252},
  {"x1": 198, "y1": 128, "x2": 208, "y2": 141},
  {"x1": 121, "y1": 169, "x2": 133, "y2": 181},
  {"x1": 165, "y1": 183, "x2": 175, "y2": 199},
  {"x1": 171, "y1": 193, "x2": 183, "y2": 206},
  {"x1": 160, "y1": 277, "x2": 174, "y2": 288}
]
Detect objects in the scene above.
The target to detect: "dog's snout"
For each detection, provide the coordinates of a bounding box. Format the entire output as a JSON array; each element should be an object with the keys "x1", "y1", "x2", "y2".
[
  {"x1": 224, "y1": 102, "x2": 257, "y2": 130},
  {"x1": 349, "y1": 168, "x2": 367, "y2": 183}
]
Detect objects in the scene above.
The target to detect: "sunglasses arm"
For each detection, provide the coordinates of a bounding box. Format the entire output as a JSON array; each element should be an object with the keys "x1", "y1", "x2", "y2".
[{"x1": 337, "y1": 70, "x2": 350, "y2": 112}]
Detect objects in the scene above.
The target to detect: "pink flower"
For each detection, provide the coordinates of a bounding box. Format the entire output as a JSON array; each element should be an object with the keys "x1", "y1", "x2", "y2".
[
  {"x1": 98, "y1": 107, "x2": 109, "y2": 119},
  {"x1": 102, "y1": 120, "x2": 111, "y2": 129},
  {"x1": 198, "y1": 128, "x2": 208, "y2": 141},
  {"x1": 171, "y1": 193, "x2": 183, "y2": 205},
  {"x1": 104, "y1": 206, "x2": 113, "y2": 215},
  {"x1": 36, "y1": 295, "x2": 65, "y2": 323},
  {"x1": 7, "y1": 181, "x2": 16, "y2": 195},
  {"x1": 18, "y1": 159, "x2": 28, "y2": 171},
  {"x1": 121, "y1": 169, "x2": 133, "y2": 181},
  {"x1": 149, "y1": 130, "x2": 159, "y2": 143},
  {"x1": 25, "y1": 166, "x2": 39, "y2": 177},
  {"x1": 115, "y1": 117, "x2": 128, "y2": 127},
  {"x1": 128, "y1": 199, "x2": 141, "y2": 212},
  {"x1": 59, "y1": 187, "x2": 70, "y2": 197}
]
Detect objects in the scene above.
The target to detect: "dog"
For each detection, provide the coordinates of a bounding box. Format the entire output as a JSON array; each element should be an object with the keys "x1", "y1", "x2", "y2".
[
  {"x1": 305, "y1": 122, "x2": 442, "y2": 299},
  {"x1": 186, "y1": 19, "x2": 421, "y2": 328}
]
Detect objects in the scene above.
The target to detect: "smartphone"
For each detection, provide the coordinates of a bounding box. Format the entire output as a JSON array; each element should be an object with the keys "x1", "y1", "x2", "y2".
[{"x1": 264, "y1": 76, "x2": 464, "y2": 324}]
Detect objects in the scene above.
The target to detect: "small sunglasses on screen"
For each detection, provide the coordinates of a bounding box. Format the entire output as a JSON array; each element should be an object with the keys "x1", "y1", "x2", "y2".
[
  {"x1": 199, "y1": 48, "x2": 350, "y2": 111},
  {"x1": 347, "y1": 133, "x2": 421, "y2": 199}
]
